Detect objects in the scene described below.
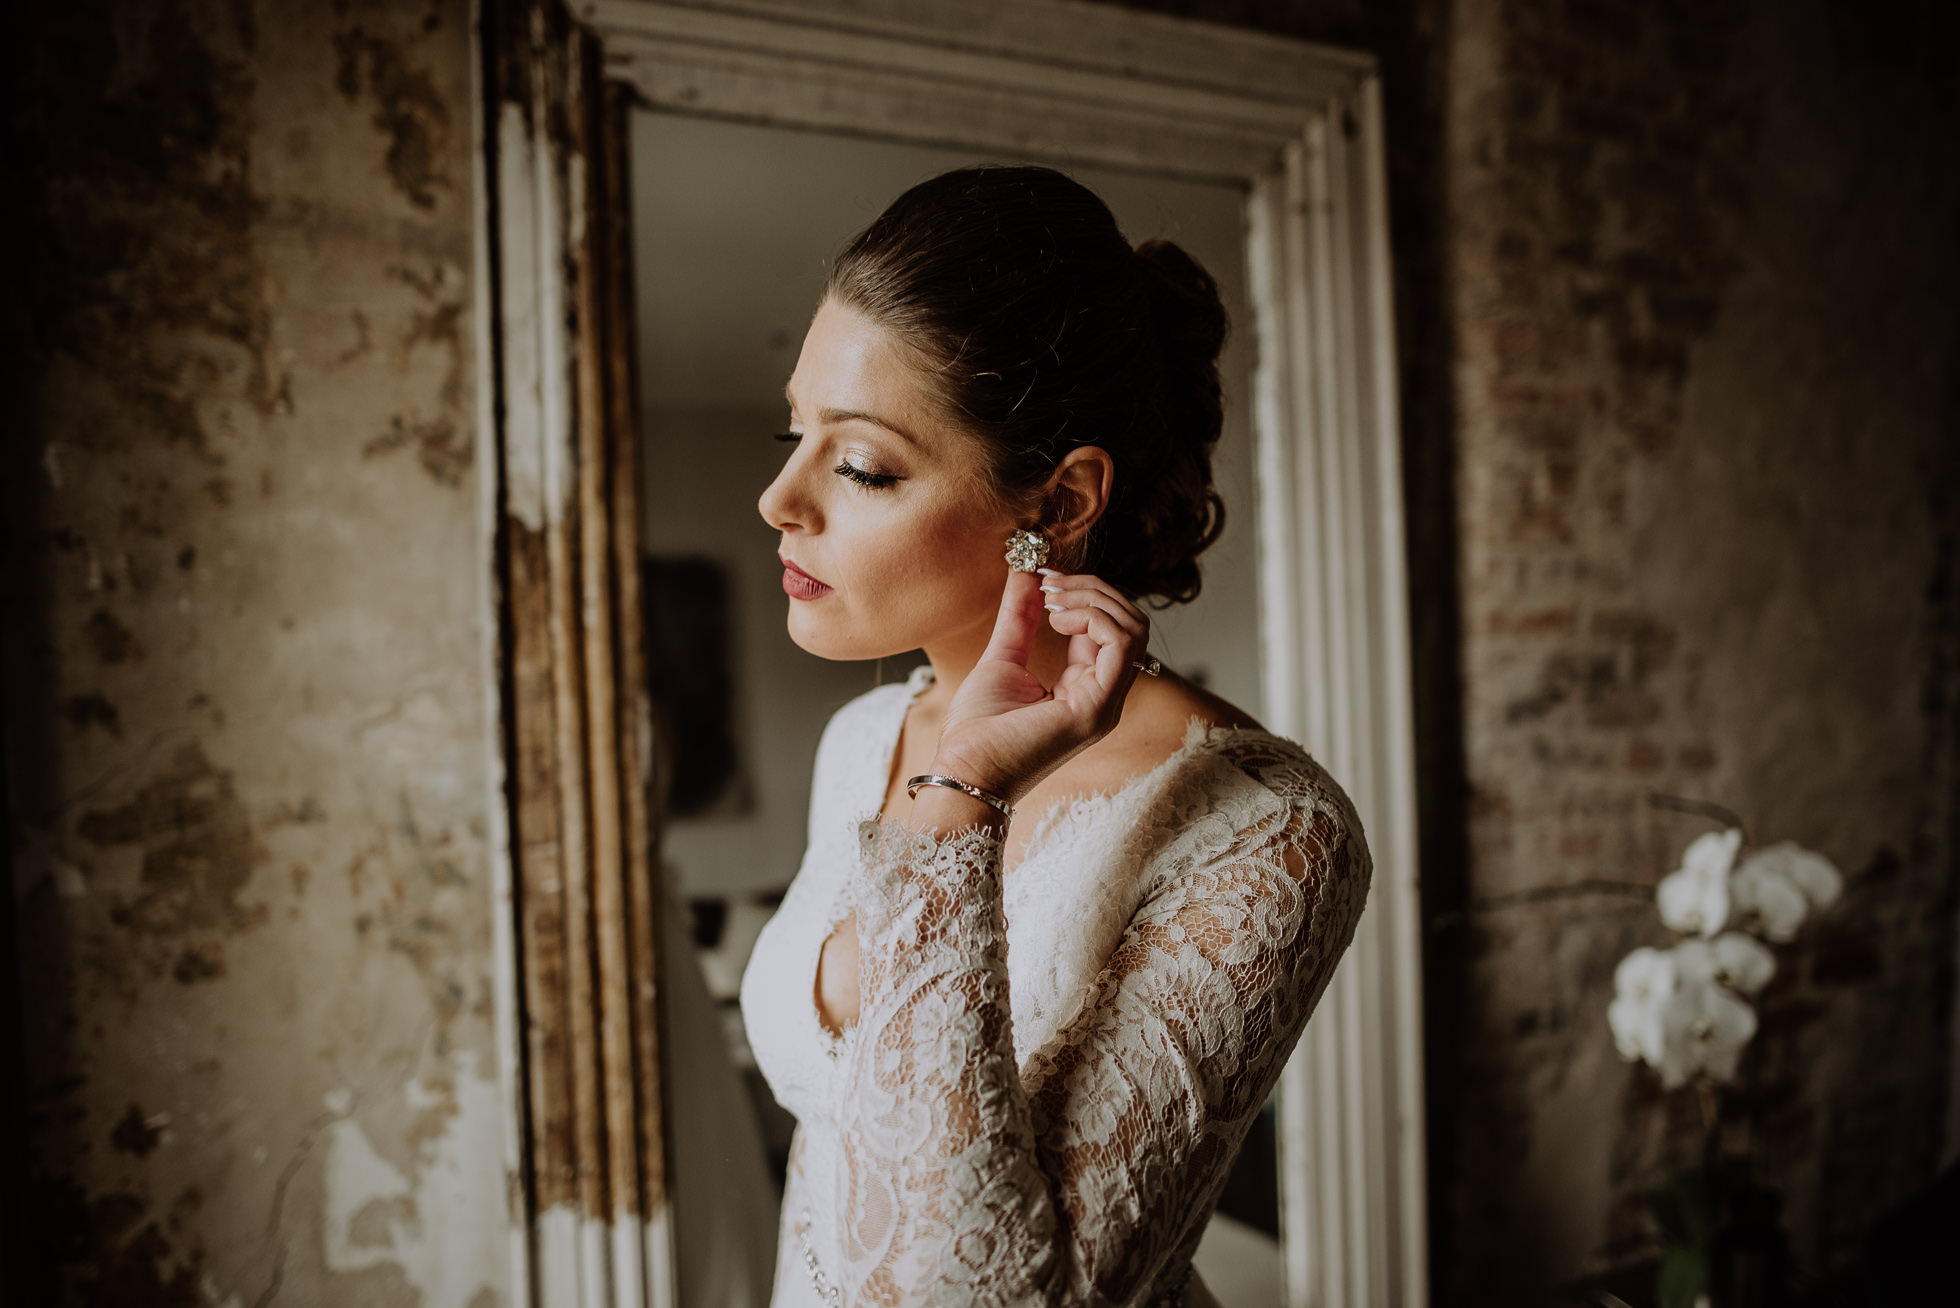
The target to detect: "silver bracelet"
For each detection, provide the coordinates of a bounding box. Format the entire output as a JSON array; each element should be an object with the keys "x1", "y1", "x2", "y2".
[{"x1": 905, "y1": 773, "x2": 1014, "y2": 820}]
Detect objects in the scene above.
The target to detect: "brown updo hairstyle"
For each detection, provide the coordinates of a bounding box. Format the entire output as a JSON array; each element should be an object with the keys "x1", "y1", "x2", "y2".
[{"x1": 825, "y1": 165, "x2": 1228, "y2": 606}]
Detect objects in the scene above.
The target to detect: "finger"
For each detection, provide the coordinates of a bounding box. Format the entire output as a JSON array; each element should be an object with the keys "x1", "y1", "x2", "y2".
[
  {"x1": 1093, "y1": 624, "x2": 1137, "y2": 697},
  {"x1": 1037, "y1": 569, "x2": 1151, "y2": 628},
  {"x1": 980, "y1": 568, "x2": 1045, "y2": 670},
  {"x1": 1038, "y1": 585, "x2": 1148, "y2": 642},
  {"x1": 1047, "y1": 606, "x2": 1143, "y2": 697},
  {"x1": 1038, "y1": 579, "x2": 1150, "y2": 646},
  {"x1": 1046, "y1": 604, "x2": 1142, "y2": 657},
  {"x1": 1063, "y1": 610, "x2": 1143, "y2": 707}
]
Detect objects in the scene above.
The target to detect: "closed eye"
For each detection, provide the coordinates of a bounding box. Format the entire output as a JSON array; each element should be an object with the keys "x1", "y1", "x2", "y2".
[
  {"x1": 834, "y1": 461, "x2": 900, "y2": 490},
  {"x1": 774, "y1": 431, "x2": 900, "y2": 489}
]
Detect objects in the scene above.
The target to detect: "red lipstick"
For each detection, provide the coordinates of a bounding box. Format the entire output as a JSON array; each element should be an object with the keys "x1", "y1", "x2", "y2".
[{"x1": 780, "y1": 556, "x2": 833, "y2": 600}]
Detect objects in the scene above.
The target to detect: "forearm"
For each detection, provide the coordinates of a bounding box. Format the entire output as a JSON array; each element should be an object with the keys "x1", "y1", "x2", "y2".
[{"x1": 837, "y1": 813, "x2": 1061, "y2": 1305}]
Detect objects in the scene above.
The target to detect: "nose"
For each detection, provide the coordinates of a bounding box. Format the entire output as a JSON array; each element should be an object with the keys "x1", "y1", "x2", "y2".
[{"x1": 757, "y1": 449, "x2": 813, "y2": 534}]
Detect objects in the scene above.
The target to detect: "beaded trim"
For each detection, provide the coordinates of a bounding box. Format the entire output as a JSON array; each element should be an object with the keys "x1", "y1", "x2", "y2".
[{"x1": 794, "y1": 1211, "x2": 842, "y2": 1306}]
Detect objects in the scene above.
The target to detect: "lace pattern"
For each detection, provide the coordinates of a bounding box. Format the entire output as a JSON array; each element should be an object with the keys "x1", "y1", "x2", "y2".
[{"x1": 741, "y1": 672, "x2": 1371, "y2": 1308}]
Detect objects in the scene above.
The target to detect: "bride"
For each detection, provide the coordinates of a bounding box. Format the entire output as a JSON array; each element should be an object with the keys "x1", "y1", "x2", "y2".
[{"x1": 737, "y1": 165, "x2": 1371, "y2": 1307}]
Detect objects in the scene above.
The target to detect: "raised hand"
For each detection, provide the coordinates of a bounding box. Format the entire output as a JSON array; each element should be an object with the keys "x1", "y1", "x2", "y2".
[{"x1": 929, "y1": 567, "x2": 1153, "y2": 807}]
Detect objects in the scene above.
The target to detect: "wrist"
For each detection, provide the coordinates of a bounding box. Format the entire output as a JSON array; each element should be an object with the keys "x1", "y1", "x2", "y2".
[
  {"x1": 924, "y1": 753, "x2": 1020, "y2": 805},
  {"x1": 906, "y1": 781, "x2": 1009, "y2": 833}
]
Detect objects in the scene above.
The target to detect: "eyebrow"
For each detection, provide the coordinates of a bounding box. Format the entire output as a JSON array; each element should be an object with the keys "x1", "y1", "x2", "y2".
[{"x1": 783, "y1": 384, "x2": 924, "y2": 448}]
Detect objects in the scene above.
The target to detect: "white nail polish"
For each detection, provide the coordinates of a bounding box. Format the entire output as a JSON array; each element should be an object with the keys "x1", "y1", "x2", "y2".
[
  {"x1": 1039, "y1": 584, "x2": 1060, "y2": 594},
  {"x1": 1035, "y1": 567, "x2": 1063, "y2": 578},
  {"x1": 1044, "y1": 603, "x2": 1064, "y2": 613}
]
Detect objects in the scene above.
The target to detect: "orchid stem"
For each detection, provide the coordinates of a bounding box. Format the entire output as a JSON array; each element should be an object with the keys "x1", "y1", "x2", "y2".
[
  {"x1": 1648, "y1": 792, "x2": 1751, "y2": 843},
  {"x1": 1697, "y1": 1079, "x2": 1721, "y2": 1172}
]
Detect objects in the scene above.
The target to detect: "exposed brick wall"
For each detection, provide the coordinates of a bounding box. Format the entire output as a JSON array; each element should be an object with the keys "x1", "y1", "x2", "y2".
[
  {"x1": 1118, "y1": 1, "x2": 1960, "y2": 1300},
  {"x1": 1441, "y1": 0, "x2": 1960, "y2": 1298}
]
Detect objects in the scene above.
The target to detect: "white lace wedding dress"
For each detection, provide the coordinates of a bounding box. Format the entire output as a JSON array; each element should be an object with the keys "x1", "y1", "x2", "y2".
[{"x1": 739, "y1": 665, "x2": 1371, "y2": 1307}]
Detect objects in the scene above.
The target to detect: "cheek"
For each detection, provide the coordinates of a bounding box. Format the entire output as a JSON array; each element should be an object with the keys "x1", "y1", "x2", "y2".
[
  {"x1": 789, "y1": 493, "x2": 1008, "y2": 656},
  {"x1": 888, "y1": 504, "x2": 1004, "y2": 592},
  {"x1": 893, "y1": 498, "x2": 1003, "y2": 600}
]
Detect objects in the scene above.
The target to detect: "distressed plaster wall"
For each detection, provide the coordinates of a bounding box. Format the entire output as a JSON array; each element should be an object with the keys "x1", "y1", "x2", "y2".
[{"x1": 3, "y1": 2, "x2": 510, "y2": 1305}]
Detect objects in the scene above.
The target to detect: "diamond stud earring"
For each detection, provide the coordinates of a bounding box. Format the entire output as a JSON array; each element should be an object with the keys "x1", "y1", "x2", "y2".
[{"x1": 1004, "y1": 529, "x2": 1051, "y2": 573}]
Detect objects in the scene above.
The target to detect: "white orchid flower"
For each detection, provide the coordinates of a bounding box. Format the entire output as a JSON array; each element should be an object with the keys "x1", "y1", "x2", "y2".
[
  {"x1": 1657, "y1": 867, "x2": 1728, "y2": 937},
  {"x1": 1656, "y1": 975, "x2": 1758, "y2": 1089},
  {"x1": 1742, "y1": 841, "x2": 1843, "y2": 911},
  {"x1": 1655, "y1": 827, "x2": 1742, "y2": 936},
  {"x1": 1673, "y1": 933, "x2": 1777, "y2": 996},
  {"x1": 1728, "y1": 854, "x2": 1810, "y2": 942},
  {"x1": 1608, "y1": 947, "x2": 1676, "y2": 1066}
]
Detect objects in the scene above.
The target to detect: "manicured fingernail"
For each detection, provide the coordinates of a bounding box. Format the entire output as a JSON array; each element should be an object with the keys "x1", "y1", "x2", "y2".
[
  {"x1": 1039, "y1": 584, "x2": 1060, "y2": 594},
  {"x1": 1036, "y1": 567, "x2": 1063, "y2": 578},
  {"x1": 1043, "y1": 603, "x2": 1064, "y2": 613}
]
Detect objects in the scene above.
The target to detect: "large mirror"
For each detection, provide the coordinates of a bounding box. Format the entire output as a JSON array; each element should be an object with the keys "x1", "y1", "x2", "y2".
[
  {"x1": 484, "y1": 3, "x2": 1425, "y2": 1303},
  {"x1": 631, "y1": 110, "x2": 1281, "y2": 1304}
]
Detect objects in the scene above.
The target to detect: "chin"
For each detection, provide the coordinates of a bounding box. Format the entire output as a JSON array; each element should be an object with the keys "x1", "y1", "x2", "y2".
[{"x1": 784, "y1": 599, "x2": 915, "y2": 662}]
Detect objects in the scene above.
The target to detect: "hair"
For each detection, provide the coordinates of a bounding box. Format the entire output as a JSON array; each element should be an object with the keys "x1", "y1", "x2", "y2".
[{"x1": 825, "y1": 165, "x2": 1229, "y2": 606}]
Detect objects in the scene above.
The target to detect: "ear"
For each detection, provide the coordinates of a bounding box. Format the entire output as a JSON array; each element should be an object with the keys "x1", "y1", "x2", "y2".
[{"x1": 1040, "y1": 446, "x2": 1114, "y2": 556}]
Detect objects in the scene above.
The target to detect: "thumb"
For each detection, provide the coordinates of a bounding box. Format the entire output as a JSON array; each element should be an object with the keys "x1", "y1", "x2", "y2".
[{"x1": 978, "y1": 569, "x2": 1044, "y2": 670}]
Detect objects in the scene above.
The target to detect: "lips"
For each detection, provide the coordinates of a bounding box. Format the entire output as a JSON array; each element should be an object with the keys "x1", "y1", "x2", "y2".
[{"x1": 780, "y1": 556, "x2": 833, "y2": 600}]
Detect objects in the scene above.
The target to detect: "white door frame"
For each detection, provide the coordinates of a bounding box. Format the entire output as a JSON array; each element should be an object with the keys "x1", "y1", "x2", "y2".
[{"x1": 478, "y1": 2, "x2": 1428, "y2": 1304}]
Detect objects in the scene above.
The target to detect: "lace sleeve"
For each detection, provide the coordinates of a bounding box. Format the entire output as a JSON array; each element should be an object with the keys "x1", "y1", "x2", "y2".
[{"x1": 834, "y1": 793, "x2": 1368, "y2": 1306}]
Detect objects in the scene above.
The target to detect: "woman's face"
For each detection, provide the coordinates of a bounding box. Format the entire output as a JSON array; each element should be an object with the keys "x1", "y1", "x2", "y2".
[{"x1": 758, "y1": 299, "x2": 1017, "y2": 661}]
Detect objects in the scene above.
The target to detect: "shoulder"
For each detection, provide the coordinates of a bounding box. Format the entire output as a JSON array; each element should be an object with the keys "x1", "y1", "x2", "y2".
[
  {"x1": 1130, "y1": 726, "x2": 1373, "y2": 974},
  {"x1": 1075, "y1": 672, "x2": 1370, "y2": 873},
  {"x1": 1118, "y1": 673, "x2": 1359, "y2": 836},
  {"x1": 1168, "y1": 724, "x2": 1372, "y2": 891},
  {"x1": 1049, "y1": 671, "x2": 1258, "y2": 796},
  {"x1": 1203, "y1": 727, "x2": 1353, "y2": 815}
]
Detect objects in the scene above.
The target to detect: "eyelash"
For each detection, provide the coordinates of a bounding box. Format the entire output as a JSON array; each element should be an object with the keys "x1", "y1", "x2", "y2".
[{"x1": 774, "y1": 432, "x2": 901, "y2": 491}]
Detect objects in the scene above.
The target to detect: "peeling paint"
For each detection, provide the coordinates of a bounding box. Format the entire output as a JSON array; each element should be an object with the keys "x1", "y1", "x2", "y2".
[
  {"x1": 111, "y1": 1103, "x2": 165, "y2": 1157},
  {"x1": 172, "y1": 943, "x2": 226, "y2": 983},
  {"x1": 356, "y1": 257, "x2": 472, "y2": 487},
  {"x1": 495, "y1": 99, "x2": 556, "y2": 533},
  {"x1": 62, "y1": 692, "x2": 124, "y2": 737},
  {"x1": 15, "y1": 2, "x2": 277, "y2": 467},
  {"x1": 363, "y1": 412, "x2": 471, "y2": 487},
  {"x1": 80, "y1": 741, "x2": 268, "y2": 942},
  {"x1": 323, "y1": 1110, "x2": 416, "y2": 1272},
  {"x1": 334, "y1": 24, "x2": 455, "y2": 210},
  {"x1": 10, "y1": 5, "x2": 507, "y2": 1299},
  {"x1": 320, "y1": 1054, "x2": 507, "y2": 1308},
  {"x1": 86, "y1": 608, "x2": 144, "y2": 663},
  {"x1": 483, "y1": 11, "x2": 673, "y2": 1263}
]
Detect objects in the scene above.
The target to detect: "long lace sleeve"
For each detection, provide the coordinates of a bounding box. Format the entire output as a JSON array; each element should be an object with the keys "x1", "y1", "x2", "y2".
[{"x1": 833, "y1": 786, "x2": 1368, "y2": 1306}]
